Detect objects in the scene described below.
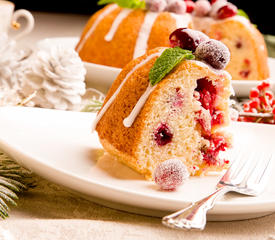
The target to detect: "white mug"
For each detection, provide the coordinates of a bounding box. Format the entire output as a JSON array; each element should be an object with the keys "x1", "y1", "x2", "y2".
[{"x1": 0, "y1": 0, "x2": 34, "y2": 40}]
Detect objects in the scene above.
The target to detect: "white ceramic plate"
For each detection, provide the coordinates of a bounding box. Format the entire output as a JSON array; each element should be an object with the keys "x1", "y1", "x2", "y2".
[
  {"x1": 0, "y1": 106, "x2": 275, "y2": 221},
  {"x1": 36, "y1": 37, "x2": 275, "y2": 95}
]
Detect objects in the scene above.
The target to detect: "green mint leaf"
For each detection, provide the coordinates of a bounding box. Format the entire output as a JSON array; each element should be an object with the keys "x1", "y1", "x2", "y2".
[
  {"x1": 237, "y1": 9, "x2": 250, "y2": 20},
  {"x1": 98, "y1": 0, "x2": 145, "y2": 9},
  {"x1": 149, "y1": 47, "x2": 194, "y2": 86}
]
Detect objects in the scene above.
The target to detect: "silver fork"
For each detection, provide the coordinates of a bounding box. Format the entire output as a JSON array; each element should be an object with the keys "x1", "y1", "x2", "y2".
[{"x1": 162, "y1": 151, "x2": 275, "y2": 230}]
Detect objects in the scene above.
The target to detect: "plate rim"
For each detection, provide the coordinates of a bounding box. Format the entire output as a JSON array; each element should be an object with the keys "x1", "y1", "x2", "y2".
[{"x1": 1, "y1": 107, "x2": 275, "y2": 216}]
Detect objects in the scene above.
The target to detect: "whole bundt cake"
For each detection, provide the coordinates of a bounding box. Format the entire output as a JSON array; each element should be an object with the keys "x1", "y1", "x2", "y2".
[
  {"x1": 76, "y1": 0, "x2": 269, "y2": 81},
  {"x1": 93, "y1": 30, "x2": 233, "y2": 179}
]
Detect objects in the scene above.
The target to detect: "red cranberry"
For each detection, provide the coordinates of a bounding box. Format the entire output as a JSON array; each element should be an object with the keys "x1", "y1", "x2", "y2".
[
  {"x1": 202, "y1": 135, "x2": 228, "y2": 166},
  {"x1": 154, "y1": 123, "x2": 173, "y2": 146},
  {"x1": 196, "y1": 77, "x2": 217, "y2": 114},
  {"x1": 210, "y1": 0, "x2": 218, "y2": 4},
  {"x1": 250, "y1": 88, "x2": 260, "y2": 98},
  {"x1": 239, "y1": 70, "x2": 251, "y2": 78},
  {"x1": 257, "y1": 81, "x2": 270, "y2": 91},
  {"x1": 169, "y1": 28, "x2": 209, "y2": 52},
  {"x1": 166, "y1": 0, "x2": 187, "y2": 14},
  {"x1": 194, "y1": 0, "x2": 211, "y2": 17},
  {"x1": 249, "y1": 99, "x2": 260, "y2": 109},
  {"x1": 154, "y1": 159, "x2": 189, "y2": 191},
  {"x1": 184, "y1": 0, "x2": 195, "y2": 13},
  {"x1": 211, "y1": 111, "x2": 223, "y2": 126},
  {"x1": 217, "y1": 3, "x2": 237, "y2": 19},
  {"x1": 236, "y1": 41, "x2": 242, "y2": 49},
  {"x1": 195, "y1": 39, "x2": 230, "y2": 70}
]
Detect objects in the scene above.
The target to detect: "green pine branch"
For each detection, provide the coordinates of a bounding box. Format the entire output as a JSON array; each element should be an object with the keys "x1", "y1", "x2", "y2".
[{"x1": 0, "y1": 152, "x2": 34, "y2": 219}]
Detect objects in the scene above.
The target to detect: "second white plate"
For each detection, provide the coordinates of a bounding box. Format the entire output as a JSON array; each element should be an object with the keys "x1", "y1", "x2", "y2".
[{"x1": 36, "y1": 37, "x2": 275, "y2": 96}]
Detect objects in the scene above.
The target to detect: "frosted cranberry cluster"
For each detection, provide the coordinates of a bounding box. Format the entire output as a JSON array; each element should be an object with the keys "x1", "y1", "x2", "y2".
[
  {"x1": 239, "y1": 82, "x2": 275, "y2": 124},
  {"x1": 145, "y1": 0, "x2": 237, "y2": 19},
  {"x1": 169, "y1": 28, "x2": 230, "y2": 70}
]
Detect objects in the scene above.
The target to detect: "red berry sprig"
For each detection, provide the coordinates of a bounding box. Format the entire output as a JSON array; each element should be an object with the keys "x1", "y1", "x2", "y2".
[{"x1": 239, "y1": 81, "x2": 275, "y2": 124}]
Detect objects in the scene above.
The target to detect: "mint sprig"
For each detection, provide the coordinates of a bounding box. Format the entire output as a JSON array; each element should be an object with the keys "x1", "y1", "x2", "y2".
[
  {"x1": 237, "y1": 9, "x2": 250, "y2": 20},
  {"x1": 98, "y1": 0, "x2": 145, "y2": 9},
  {"x1": 149, "y1": 47, "x2": 194, "y2": 86}
]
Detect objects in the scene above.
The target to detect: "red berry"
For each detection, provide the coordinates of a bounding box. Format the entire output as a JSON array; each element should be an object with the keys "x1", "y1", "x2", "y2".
[
  {"x1": 239, "y1": 70, "x2": 251, "y2": 78},
  {"x1": 257, "y1": 81, "x2": 270, "y2": 91},
  {"x1": 154, "y1": 123, "x2": 173, "y2": 146},
  {"x1": 154, "y1": 159, "x2": 189, "y2": 191},
  {"x1": 265, "y1": 91, "x2": 274, "y2": 101},
  {"x1": 169, "y1": 28, "x2": 209, "y2": 52},
  {"x1": 259, "y1": 96, "x2": 269, "y2": 107},
  {"x1": 272, "y1": 99, "x2": 275, "y2": 107},
  {"x1": 195, "y1": 39, "x2": 230, "y2": 70},
  {"x1": 210, "y1": 0, "x2": 218, "y2": 4},
  {"x1": 248, "y1": 99, "x2": 260, "y2": 109},
  {"x1": 217, "y1": 3, "x2": 238, "y2": 19},
  {"x1": 249, "y1": 88, "x2": 259, "y2": 99},
  {"x1": 185, "y1": 0, "x2": 195, "y2": 13}
]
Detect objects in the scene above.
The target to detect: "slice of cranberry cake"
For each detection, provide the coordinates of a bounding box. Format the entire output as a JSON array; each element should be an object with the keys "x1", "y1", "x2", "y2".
[{"x1": 94, "y1": 30, "x2": 232, "y2": 179}]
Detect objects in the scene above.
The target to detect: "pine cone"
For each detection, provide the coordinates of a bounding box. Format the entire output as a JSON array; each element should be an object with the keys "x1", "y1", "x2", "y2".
[{"x1": 21, "y1": 46, "x2": 86, "y2": 110}]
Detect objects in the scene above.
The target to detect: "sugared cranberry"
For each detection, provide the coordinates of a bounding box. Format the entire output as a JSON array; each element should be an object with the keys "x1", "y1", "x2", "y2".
[
  {"x1": 195, "y1": 39, "x2": 230, "y2": 70},
  {"x1": 184, "y1": 0, "x2": 195, "y2": 13},
  {"x1": 145, "y1": 0, "x2": 167, "y2": 12},
  {"x1": 194, "y1": 0, "x2": 211, "y2": 17},
  {"x1": 217, "y1": 3, "x2": 238, "y2": 19},
  {"x1": 166, "y1": 0, "x2": 187, "y2": 14},
  {"x1": 154, "y1": 159, "x2": 189, "y2": 191},
  {"x1": 265, "y1": 91, "x2": 274, "y2": 101},
  {"x1": 169, "y1": 28, "x2": 209, "y2": 52},
  {"x1": 210, "y1": 0, "x2": 219, "y2": 5},
  {"x1": 154, "y1": 123, "x2": 173, "y2": 146}
]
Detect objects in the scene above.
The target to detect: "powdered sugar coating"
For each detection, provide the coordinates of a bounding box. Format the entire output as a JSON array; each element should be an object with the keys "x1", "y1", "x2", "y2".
[
  {"x1": 145, "y1": 0, "x2": 167, "y2": 12},
  {"x1": 194, "y1": 0, "x2": 211, "y2": 17},
  {"x1": 165, "y1": 0, "x2": 187, "y2": 14},
  {"x1": 210, "y1": 0, "x2": 228, "y2": 17},
  {"x1": 169, "y1": 28, "x2": 209, "y2": 52},
  {"x1": 195, "y1": 39, "x2": 230, "y2": 70},
  {"x1": 154, "y1": 158, "x2": 190, "y2": 190}
]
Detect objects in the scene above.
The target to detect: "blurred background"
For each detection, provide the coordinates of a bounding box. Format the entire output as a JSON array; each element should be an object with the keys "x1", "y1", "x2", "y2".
[{"x1": 10, "y1": 0, "x2": 274, "y2": 35}]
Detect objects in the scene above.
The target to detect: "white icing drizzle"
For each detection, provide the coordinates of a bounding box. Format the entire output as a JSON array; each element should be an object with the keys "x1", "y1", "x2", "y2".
[
  {"x1": 104, "y1": 9, "x2": 133, "y2": 42},
  {"x1": 123, "y1": 84, "x2": 156, "y2": 128},
  {"x1": 76, "y1": 4, "x2": 118, "y2": 52},
  {"x1": 170, "y1": 13, "x2": 192, "y2": 28},
  {"x1": 91, "y1": 50, "x2": 164, "y2": 131},
  {"x1": 133, "y1": 12, "x2": 159, "y2": 59},
  {"x1": 190, "y1": 60, "x2": 232, "y2": 80}
]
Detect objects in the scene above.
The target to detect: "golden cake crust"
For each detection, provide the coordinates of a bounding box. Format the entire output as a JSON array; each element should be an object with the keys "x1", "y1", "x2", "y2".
[
  {"x1": 76, "y1": 5, "x2": 269, "y2": 81},
  {"x1": 96, "y1": 48, "x2": 232, "y2": 179},
  {"x1": 208, "y1": 18, "x2": 269, "y2": 80}
]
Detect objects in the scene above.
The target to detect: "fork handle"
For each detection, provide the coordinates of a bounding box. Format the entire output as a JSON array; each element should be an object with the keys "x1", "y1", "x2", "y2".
[{"x1": 162, "y1": 186, "x2": 231, "y2": 230}]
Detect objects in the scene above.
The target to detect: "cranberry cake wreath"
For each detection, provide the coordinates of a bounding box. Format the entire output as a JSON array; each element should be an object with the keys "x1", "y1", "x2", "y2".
[
  {"x1": 76, "y1": 0, "x2": 269, "y2": 80},
  {"x1": 93, "y1": 29, "x2": 232, "y2": 179}
]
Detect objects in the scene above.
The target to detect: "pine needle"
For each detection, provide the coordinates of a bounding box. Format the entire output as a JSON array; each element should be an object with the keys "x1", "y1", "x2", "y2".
[{"x1": 0, "y1": 151, "x2": 34, "y2": 219}]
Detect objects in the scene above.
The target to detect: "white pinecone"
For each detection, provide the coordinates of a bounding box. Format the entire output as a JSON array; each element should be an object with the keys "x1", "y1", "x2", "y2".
[
  {"x1": 0, "y1": 33, "x2": 29, "y2": 106},
  {"x1": 21, "y1": 46, "x2": 87, "y2": 110}
]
